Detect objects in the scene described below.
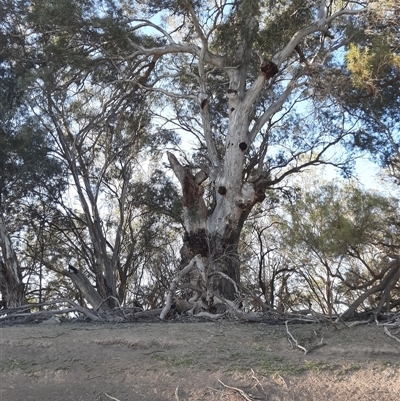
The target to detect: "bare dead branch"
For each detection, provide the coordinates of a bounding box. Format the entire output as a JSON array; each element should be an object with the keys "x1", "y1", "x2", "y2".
[
  {"x1": 0, "y1": 298, "x2": 101, "y2": 322},
  {"x1": 384, "y1": 326, "x2": 400, "y2": 344},
  {"x1": 175, "y1": 385, "x2": 180, "y2": 401},
  {"x1": 285, "y1": 321, "x2": 326, "y2": 355},
  {"x1": 104, "y1": 393, "x2": 121, "y2": 401},
  {"x1": 160, "y1": 255, "x2": 201, "y2": 320},
  {"x1": 218, "y1": 379, "x2": 255, "y2": 401},
  {"x1": 195, "y1": 311, "x2": 225, "y2": 320},
  {"x1": 251, "y1": 369, "x2": 268, "y2": 396}
]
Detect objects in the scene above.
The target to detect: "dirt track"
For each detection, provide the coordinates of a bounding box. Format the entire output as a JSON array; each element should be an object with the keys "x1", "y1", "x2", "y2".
[{"x1": 1, "y1": 320, "x2": 400, "y2": 400}]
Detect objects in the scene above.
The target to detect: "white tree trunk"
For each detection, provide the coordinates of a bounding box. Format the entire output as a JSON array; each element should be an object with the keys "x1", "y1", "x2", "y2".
[
  {"x1": 65, "y1": 268, "x2": 110, "y2": 311},
  {"x1": 0, "y1": 209, "x2": 26, "y2": 308}
]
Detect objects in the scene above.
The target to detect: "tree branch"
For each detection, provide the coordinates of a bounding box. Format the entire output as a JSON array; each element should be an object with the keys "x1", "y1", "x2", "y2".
[{"x1": 160, "y1": 255, "x2": 201, "y2": 320}]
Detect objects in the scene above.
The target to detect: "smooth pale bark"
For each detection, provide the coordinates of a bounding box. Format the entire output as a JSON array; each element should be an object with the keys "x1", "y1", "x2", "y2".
[
  {"x1": 65, "y1": 269, "x2": 110, "y2": 311},
  {"x1": 0, "y1": 209, "x2": 26, "y2": 308},
  {"x1": 47, "y1": 98, "x2": 120, "y2": 308}
]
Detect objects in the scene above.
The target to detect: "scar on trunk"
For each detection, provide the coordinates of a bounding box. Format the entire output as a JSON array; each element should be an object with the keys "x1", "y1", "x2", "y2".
[
  {"x1": 184, "y1": 230, "x2": 208, "y2": 257},
  {"x1": 182, "y1": 169, "x2": 204, "y2": 208}
]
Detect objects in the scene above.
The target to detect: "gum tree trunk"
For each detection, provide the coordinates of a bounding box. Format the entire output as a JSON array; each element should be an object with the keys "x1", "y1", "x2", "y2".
[
  {"x1": 168, "y1": 152, "x2": 258, "y2": 301},
  {"x1": 0, "y1": 209, "x2": 26, "y2": 308}
]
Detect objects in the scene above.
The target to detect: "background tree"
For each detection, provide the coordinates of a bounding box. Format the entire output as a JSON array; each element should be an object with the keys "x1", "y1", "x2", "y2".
[
  {"x1": 0, "y1": 1, "x2": 65, "y2": 308},
  {"x1": 1, "y1": 0, "x2": 181, "y2": 310},
  {"x1": 328, "y1": 1, "x2": 400, "y2": 179},
  {"x1": 275, "y1": 176, "x2": 400, "y2": 319}
]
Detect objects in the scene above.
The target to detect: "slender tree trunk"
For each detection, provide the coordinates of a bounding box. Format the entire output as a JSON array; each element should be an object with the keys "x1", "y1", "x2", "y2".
[
  {"x1": 65, "y1": 269, "x2": 109, "y2": 311},
  {"x1": 51, "y1": 121, "x2": 118, "y2": 308},
  {"x1": 0, "y1": 209, "x2": 26, "y2": 308}
]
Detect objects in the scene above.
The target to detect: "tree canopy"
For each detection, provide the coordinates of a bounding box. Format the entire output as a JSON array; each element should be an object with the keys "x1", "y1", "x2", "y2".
[{"x1": 0, "y1": 0, "x2": 399, "y2": 324}]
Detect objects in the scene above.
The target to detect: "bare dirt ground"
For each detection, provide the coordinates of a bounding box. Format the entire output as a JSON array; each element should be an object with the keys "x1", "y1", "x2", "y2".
[{"x1": 1, "y1": 319, "x2": 400, "y2": 401}]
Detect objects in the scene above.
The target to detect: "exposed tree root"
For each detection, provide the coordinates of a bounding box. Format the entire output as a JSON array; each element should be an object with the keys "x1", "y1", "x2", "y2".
[{"x1": 160, "y1": 255, "x2": 201, "y2": 320}]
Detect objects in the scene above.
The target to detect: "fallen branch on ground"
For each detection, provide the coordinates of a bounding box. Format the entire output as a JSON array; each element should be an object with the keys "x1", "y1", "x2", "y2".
[
  {"x1": 175, "y1": 385, "x2": 180, "y2": 401},
  {"x1": 384, "y1": 326, "x2": 400, "y2": 344},
  {"x1": 103, "y1": 393, "x2": 120, "y2": 401},
  {"x1": 285, "y1": 321, "x2": 326, "y2": 355},
  {"x1": 0, "y1": 298, "x2": 101, "y2": 322},
  {"x1": 218, "y1": 379, "x2": 255, "y2": 401},
  {"x1": 251, "y1": 368, "x2": 268, "y2": 396}
]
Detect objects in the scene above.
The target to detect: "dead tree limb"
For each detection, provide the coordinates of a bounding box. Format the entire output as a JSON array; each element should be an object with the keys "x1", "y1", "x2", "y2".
[
  {"x1": 285, "y1": 321, "x2": 326, "y2": 355},
  {"x1": 160, "y1": 255, "x2": 201, "y2": 320},
  {"x1": 340, "y1": 257, "x2": 400, "y2": 320},
  {"x1": 103, "y1": 393, "x2": 121, "y2": 401},
  {"x1": 0, "y1": 298, "x2": 101, "y2": 322},
  {"x1": 175, "y1": 385, "x2": 180, "y2": 401},
  {"x1": 384, "y1": 326, "x2": 400, "y2": 344},
  {"x1": 218, "y1": 379, "x2": 255, "y2": 401}
]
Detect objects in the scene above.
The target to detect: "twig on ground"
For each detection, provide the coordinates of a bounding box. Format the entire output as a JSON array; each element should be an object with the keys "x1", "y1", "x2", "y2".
[
  {"x1": 175, "y1": 385, "x2": 180, "y2": 401},
  {"x1": 104, "y1": 393, "x2": 120, "y2": 401},
  {"x1": 251, "y1": 369, "x2": 267, "y2": 395},
  {"x1": 195, "y1": 311, "x2": 225, "y2": 320},
  {"x1": 218, "y1": 379, "x2": 255, "y2": 401},
  {"x1": 273, "y1": 373, "x2": 287, "y2": 388},
  {"x1": 348, "y1": 320, "x2": 370, "y2": 327},
  {"x1": 285, "y1": 321, "x2": 326, "y2": 355},
  {"x1": 285, "y1": 321, "x2": 307, "y2": 353},
  {"x1": 384, "y1": 326, "x2": 400, "y2": 344},
  {"x1": 305, "y1": 338, "x2": 326, "y2": 354}
]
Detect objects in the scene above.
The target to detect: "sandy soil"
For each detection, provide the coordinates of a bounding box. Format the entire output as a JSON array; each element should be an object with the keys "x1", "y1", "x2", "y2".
[{"x1": 1, "y1": 319, "x2": 400, "y2": 401}]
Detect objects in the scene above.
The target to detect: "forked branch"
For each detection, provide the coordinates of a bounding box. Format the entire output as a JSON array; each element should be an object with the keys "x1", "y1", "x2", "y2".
[{"x1": 285, "y1": 321, "x2": 326, "y2": 355}]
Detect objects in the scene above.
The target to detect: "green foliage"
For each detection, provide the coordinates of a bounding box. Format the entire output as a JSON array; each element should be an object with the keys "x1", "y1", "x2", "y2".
[
  {"x1": 256, "y1": 0, "x2": 313, "y2": 57},
  {"x1": 0, "y1": 40, "x2": 64, "y2": 209},
  {"x1": 0, "y1": 121, "x2": 63, "y2": 199},
  {"x1": 346, "y1": 37, "x2": 400, "y2": 92},
  {"x1": 211, "y1": 0, "x2": 261, "y2": 64},
  {"x1": 338, "y1": 2, "x2": 400, "y2": 172},
  {"x1": 285, "y1": 183, "x2": 395, "y2": 257},
  {"x1": 27, "y1": 0, "x2": 91, "y2": 28}
]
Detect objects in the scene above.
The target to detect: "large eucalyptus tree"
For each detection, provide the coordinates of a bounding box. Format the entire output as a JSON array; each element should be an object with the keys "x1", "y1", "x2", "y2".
[{"x1": 126, "y1": 0, "x2": 384, "y2": 302}]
